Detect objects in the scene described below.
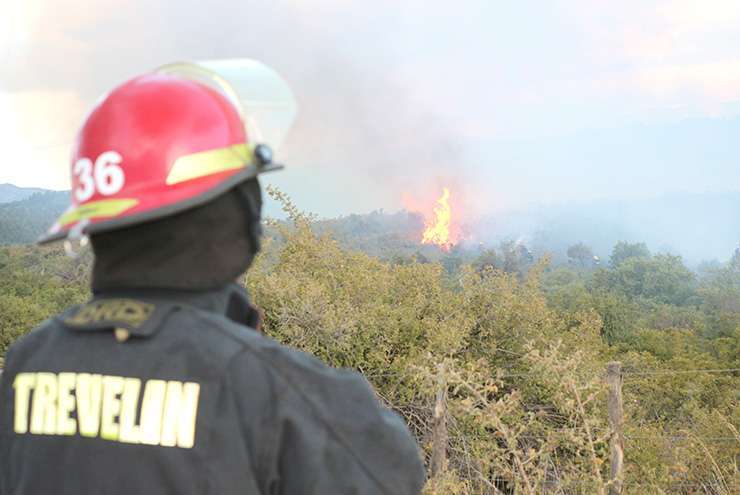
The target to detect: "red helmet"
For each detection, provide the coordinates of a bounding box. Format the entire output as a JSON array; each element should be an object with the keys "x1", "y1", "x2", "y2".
[{"x1": 41, "y1": 59, "x2": 296, "y2": 244}]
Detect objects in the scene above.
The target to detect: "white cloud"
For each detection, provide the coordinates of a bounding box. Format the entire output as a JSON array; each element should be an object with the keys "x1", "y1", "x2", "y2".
[
  {"x1": 1, "y1": 0, "x2": 739, "y2": 206},
  {"x1": 633, "y1": 60, "x2": 740, "y2": 108},
  {"x1": 0, "y1": 90, "x2": 83, "y2": 189},
  {"x1": 0, "y1": 0, "x2": 43, "y2": 53},
  {"x1": 562, "y1": 0, "x2": 740, "y2": 61}
]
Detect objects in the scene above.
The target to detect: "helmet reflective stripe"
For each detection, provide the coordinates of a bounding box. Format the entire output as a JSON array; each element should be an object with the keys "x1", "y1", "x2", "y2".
[
  {"x1": 166, "y1": 143, "x2": 256, "y2": 186},
  {"x1": 58, "y1": 198, "x2": 139, "y2": 227}
]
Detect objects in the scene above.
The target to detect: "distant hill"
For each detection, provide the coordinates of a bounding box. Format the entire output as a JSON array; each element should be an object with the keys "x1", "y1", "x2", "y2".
[
  {"x1": 478, "y1": 191, "x2": 740, "y2": 265},
  {"x1": 314, "y1": 210, "x2": 426, "y2": 259},
  {"x1": 0, "y1": 185, "x2": 736, "y2": 265},
  {"x1": 0, "y1": 184, "x2": 48, "y2": 204},
  {"x1": 309, "y1": 191, "x2": 740, "y2": 264},
  {"x1": 0, "y1": 191, "x2": 68, "y2": 244}
]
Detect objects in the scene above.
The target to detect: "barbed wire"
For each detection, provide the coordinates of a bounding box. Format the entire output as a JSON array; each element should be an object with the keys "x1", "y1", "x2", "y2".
[
  {"x1": 446, "y1": 426, "x2": 737, "y2": 444},
  {"x1": 362, "y1": 366, "x2": 740, "y2": 381},
  {"x1": 622, "y1": 368, "x2": 740, "y2": 376},
  {"x1": 624, "y1": 435, "x2": 738, "y2": 442},
  {"x1": 432, "y1": 459, "x2": 736, "y2": 491},
  {"x1": 443, "y1": 442, "x2": 737, "y2": 491}
]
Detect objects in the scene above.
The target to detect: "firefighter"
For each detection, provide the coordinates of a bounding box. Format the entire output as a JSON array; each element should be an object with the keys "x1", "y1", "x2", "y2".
[{"x1": 0, "y1": 60, "x2": 425, "y2": 494}]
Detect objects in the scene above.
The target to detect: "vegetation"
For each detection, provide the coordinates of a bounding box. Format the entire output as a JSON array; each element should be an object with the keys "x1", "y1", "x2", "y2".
[
  {"x1": 0, "y1": 244, "x2": 89, "y2": 362},
  {"x1": 0, "y1": 191, "x2": 68, "y2": 244},
  {"x1": 0, "y1": 189, "x2": 737, "y2": 494}
]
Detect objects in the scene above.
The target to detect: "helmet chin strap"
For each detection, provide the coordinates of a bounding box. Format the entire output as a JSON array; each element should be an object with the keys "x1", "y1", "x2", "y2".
[
  {"x1": 233, "y1": 179, "x2": 263, "y2": 256},
  {"x1": 64, "y1": 220, "x2": 91, "y2": 259}
]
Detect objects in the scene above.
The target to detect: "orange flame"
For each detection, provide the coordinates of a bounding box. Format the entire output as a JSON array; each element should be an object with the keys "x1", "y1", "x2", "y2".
[{"x1": 422, "y1": 187, "x2": 453, "y2": 251}]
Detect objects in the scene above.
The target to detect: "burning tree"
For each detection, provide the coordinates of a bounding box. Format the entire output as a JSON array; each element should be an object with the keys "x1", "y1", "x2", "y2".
[{"x1": 421, "y1": 187, "x2": 466, "y2": 252}]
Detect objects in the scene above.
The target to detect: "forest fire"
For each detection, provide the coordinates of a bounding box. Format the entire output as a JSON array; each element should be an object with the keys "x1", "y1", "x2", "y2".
[{"x1": 421, "y1": 187, "x2": 454, "y2": 251}]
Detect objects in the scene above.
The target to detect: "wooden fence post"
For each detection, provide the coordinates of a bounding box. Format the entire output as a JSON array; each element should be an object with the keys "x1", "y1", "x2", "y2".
[
  {"x1": 430, "y1": 363, "x2": 448, "y2": 478},
  {"x1": 606, "y1": 361, "x2": 624, "y2": 495}
]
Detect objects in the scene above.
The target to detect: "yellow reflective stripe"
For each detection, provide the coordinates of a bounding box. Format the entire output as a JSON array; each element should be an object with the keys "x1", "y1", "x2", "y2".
[
  {"x1": 166, "y1": 143, "x2": 255, "y2": 185},
  {"x1": 59, "y1": 198, "x2": 139, "y2": 227},
  {"x1": 13, "y1": 372, "x2": 201, "y2": 449}
]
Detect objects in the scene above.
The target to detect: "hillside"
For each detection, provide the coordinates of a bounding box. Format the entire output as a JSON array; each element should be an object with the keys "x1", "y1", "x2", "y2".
[
  {"x1": 0, "y1": 191, "x2": 68, "y2": 244},
  {"x1": 482, "y1": 191, "x2": 740, "y2": 266},
  {"x1": 0, "y1": 184, "x2": 48, "y2": 204},
  {"x1": 0, "y1": 186, "x2": 737, "y2": 267}
]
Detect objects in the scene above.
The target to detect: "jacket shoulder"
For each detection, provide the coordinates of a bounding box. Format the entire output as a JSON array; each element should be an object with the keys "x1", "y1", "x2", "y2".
[{"x1": 185, "y1": 306, "x2": 357, "y2": 383}]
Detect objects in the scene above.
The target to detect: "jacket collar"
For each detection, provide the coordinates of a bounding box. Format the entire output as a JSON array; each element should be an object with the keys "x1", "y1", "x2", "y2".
[
  {"x1": 63, "y1": 283, "x2": 259, "y2": 337},
  {"x1": 93, "y1": 283, "x2": 247, "y2": 312}
]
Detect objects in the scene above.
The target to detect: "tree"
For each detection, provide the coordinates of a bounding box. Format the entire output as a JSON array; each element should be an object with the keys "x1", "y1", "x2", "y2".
[
  {"x1": 413, "y1": 251, "x2": 430, "y2": 264},
  {"x1": 472, "y1": 249, "x2": 499, "y2": 273},
  {"x1": 498, "y1": 240, "x2": 534, "y2": 276},
  {"x1": 567, "y1": 242, "x2": 594, "y2": 267},
  {"x1": 731, "y1": 247, "x2": 740, "y2": 270},
  {"x1": 597, "y1": 254, "x2": 696, "y2": 306},
  {"x1": 609, "y1": 241, "x2": 650, "y2": 268},
  {"x1": 697, "y1": 256, "x2": 740, "y2": 338}
]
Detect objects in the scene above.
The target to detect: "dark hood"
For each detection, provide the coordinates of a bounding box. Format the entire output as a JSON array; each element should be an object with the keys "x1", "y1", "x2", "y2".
[{"x1": 90, "y1": 179, "x2": 262, "y2": 292}]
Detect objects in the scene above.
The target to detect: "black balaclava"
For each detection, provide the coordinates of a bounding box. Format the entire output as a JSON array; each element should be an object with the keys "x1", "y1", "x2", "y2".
[{"x1": 90, "y1": 179, "x2": 262, "y2": 292}]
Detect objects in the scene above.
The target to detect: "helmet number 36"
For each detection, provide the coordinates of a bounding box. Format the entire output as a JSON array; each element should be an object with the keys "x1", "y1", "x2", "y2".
[{"x1": 73, "y1": 151, "x2": 126, "y2": 202}]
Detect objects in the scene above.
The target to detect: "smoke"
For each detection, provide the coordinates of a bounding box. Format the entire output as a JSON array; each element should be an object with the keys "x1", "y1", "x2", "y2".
[
  {"x1": 2, "y1": 0, "x2": 739, "y2": 261},
  {"x1": 2, "y1": 0, "x2": 472, "y2": 213}
]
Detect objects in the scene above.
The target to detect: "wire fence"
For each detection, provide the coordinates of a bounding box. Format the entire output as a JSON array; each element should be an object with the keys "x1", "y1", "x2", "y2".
[
  {"x1": 364, "y1": 363, "x2": 738, "y2": 494},
  {"x1": 621, "y1": 368, "x2": 740, "y2": 376},
  {"x1": 363, "y1": 366, "x2": 740, "y2": 381}
]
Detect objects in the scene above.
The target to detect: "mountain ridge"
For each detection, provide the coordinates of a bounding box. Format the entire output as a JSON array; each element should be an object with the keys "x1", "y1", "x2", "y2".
[
  {"x1": 0, "y1": 191, "x2": 68, "y2": 244},
  {"x1": 0, "y1": 184, "x2": 50, "y2": 204},
  {"x1": 0, "y1": 184, "x2": 736, "y2": 263}
]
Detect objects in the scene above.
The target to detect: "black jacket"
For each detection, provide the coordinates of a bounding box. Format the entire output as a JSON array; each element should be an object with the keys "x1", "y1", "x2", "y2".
[{"x1": 0, "y1": 284, "x2": 425, "y2": 494}]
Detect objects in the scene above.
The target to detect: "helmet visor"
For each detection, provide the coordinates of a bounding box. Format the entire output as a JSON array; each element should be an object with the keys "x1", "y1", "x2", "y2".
[{"x1": 156, "y1": 58, "x2": 298, "y2": 151}]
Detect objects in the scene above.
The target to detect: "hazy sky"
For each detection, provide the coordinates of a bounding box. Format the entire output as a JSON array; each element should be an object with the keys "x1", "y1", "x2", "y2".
[{"x1": 1, "y1": 0, "x2": 739, "y2": 218}]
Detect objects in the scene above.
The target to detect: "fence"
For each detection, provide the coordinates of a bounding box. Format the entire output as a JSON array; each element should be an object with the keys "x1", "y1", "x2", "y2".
[{"x1": 367, "y1": 363, "x2": 739, "y2": 495}]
